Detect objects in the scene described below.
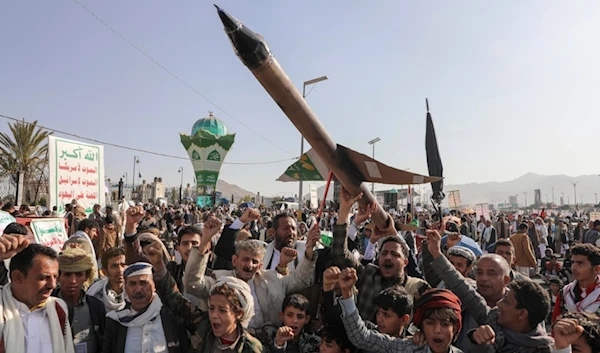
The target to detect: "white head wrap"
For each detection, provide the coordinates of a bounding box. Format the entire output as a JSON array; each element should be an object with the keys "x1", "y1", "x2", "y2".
[
  {"x1": 124, "y1": 262, "x2": 153, "y2": 279},
  {"x1": 210, "y1": 276, "x2": 254, "y2": 328}
]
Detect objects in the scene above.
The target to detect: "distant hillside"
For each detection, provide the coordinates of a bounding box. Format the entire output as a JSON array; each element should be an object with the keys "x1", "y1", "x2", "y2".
[
  {"x1": 443, "y1": 173, "x2": 599, "y2": 206},
  {"x1": 303, "y1": 173, "x2": 600, "y2": 207},
  {"x1": 217, "y1": 180, "x2": 256, "y2": 201}
]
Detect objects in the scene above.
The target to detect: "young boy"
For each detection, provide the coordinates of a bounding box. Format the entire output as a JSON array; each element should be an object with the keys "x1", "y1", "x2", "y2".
[
  {"x1": 547, "y1": 278, "x2": 564, "y2": 325},
  {"x1": 255, "y1": 294, "x2": 321, "y2": 353},
  {"x1": 318, "y1": 325, "x2": 356, "y2": 353},
  {"x1": 333, "y1": 266, "x2": 463, "y2": 353},
  {"x1": 322, "y1": 266, "x2": 412, "y2": 338},
  {"x1": 552, "y1": 312, "x2": 600, "y2": 353}
]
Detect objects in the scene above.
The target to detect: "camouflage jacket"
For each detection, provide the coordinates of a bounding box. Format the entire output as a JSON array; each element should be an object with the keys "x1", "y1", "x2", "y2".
[
  {"x1": 154, "y1": 267, "x2": 265, "y2": 353},
  {"x1": 254, "y1": 323, "x2": 320, "y2": 353}
]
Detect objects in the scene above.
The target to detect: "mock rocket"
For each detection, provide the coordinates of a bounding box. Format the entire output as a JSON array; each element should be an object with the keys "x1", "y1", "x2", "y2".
[{"x1": 214, "y1": 5, "x2": 441, "y2": 229}]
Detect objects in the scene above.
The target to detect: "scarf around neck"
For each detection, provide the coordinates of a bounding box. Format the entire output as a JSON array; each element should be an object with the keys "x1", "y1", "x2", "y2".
[
  {"x1": 564, "y1": 275, "x2": 600, "y2": 313},
  {"x1": 106, "y1": 293, "x2": 163, "y2": 328},
  {"x1": 87, "y1": 278, "x2": 127, "y2": 312},
  {"x1": 0, "y1": 284, "x2": 74, "y2": 353}
]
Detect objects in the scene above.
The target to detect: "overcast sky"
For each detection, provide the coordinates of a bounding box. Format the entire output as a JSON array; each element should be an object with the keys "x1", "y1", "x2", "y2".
[{"x1": 2, "y1": 1, "x2": 599, "y2": 197}]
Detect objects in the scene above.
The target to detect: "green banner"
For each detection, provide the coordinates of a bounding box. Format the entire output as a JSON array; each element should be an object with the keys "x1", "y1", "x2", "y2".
[{"x1": 277, "y1": 149, "x2": 329, "y2": 182}]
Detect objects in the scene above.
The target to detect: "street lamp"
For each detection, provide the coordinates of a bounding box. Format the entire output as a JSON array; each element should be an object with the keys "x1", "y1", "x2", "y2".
[
  {"x1": 299, "y1": 75, "x2": 328, "y2": 208},
  {"x1": 122, "y1": 173, "x2": 128, "y2": 186},
  {"x1": 178, "y1": 167, "x2": 184, "y2": 204},
  {"x1": 368, "y1": 137, "x2": 381, "y2": 193},
  {"x1": 132, "y1": 156, "x2": 140, "y2": 199},
  {"x1": 571, "y1": 181, "x2": 579, "y2": 207}
]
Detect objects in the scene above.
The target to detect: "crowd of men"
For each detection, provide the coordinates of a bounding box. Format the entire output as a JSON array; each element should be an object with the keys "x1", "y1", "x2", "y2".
[{"x1": 0, "y1": 188, "x2": 598, "y2": 353}]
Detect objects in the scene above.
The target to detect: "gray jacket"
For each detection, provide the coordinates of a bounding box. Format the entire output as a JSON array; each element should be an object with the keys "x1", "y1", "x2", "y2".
[{"x1": 430, "y1": 255, "x2": 554, "y2": 353}]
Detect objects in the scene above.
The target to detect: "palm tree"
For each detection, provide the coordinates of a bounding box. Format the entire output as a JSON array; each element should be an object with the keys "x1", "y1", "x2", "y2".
[{"x1": 0, "y1": 120, "x2": 51, "y2": 203}]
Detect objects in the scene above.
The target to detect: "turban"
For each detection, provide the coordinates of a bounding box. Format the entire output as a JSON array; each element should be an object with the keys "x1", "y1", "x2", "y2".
[
  {"x1": 210, "y1": 276, "x2": 254, "y2": 328},
  {"x1": 413, "y1": 288, "x2": 463, "y2": 333},
  {"x1": 447, "y1": 246, "x2": 476, "y2": 264},
  {"x1": 124, "y1": 262, "x2": 153, "y2": 279},
  {"x1": 138, "y1": 232, "x2": 171, "y2": 261},
  {"x1": 58, "y1": 247, "x2": 94, "y2": 273}
]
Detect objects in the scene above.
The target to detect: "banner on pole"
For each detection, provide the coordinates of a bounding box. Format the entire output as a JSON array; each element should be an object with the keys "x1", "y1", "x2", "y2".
[{"x1": 48, "y1": 136, "x2": 105, "y2": 215}]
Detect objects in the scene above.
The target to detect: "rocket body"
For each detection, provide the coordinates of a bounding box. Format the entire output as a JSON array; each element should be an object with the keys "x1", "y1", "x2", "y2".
[{"x1": 215, "y1": 6, "x2": 389, "y2": 228}]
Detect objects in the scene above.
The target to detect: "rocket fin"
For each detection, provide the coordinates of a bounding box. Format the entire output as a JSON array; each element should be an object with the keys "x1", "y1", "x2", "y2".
[{"x1": 336, "y1": 145, "x2": 442, "y2": 185}]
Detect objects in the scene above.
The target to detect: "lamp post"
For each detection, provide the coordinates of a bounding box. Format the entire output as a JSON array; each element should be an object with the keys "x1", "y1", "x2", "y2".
[
  {"x1": 178, "y1": 167, "x2": 184, "y2": 204},
  {"x1": 572, "y1": 181, "x2": 579, "y2": 207},
  {"x1": 132, "y1": 156, "x2": 139, "y2": 199},
  {"x1": 299, "y1": 75, "x2": 328, "y2": 208},
  {"x1": 368, "y1": 137, "x2": 381, "y2": 193},
  {"x1": 122, "y1": 173, "x2": 128, "y2": 186}
]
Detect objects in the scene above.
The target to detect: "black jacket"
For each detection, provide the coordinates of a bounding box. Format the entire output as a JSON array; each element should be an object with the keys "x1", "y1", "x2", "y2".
[
  {"x1": 103, "y1": 305, "x2": 189, "y2": 353},
  {"x1": 51, "y1": 289, "x2": 106, "y2": 353},
  {"x1": 212, "y1": 225, "x2": 239, "y2": 270}
]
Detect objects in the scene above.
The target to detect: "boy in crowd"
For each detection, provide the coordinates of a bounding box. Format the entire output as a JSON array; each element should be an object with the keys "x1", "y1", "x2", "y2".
[
  {"x1": 255, "y1": 294, "x2": 321, "y2": 353},
  {"x1": 332, "y1": 266, "x2": 463, "y2": 353},
  {"x1": 318, "y1": 325, "x2": 356, "y2": 353},
  {"x1": 322, "y1": 266, "x2": 412, "y2": 338}
]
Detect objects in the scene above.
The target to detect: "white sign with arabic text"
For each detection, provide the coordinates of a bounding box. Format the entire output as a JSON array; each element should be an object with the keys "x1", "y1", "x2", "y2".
[{"x1": 49, "y1": 136, "x2": 105, "y2": 215}]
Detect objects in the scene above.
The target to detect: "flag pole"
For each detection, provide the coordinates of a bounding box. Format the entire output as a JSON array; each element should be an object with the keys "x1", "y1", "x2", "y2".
[{"x1": 318, "y1": 171, "x2": 334, "y2": 219}]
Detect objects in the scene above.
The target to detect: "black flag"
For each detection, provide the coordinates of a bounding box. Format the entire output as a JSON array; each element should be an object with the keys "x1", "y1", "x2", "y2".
[{"x1": 425, "y1": 99, "x2": 444, "y2": 219}]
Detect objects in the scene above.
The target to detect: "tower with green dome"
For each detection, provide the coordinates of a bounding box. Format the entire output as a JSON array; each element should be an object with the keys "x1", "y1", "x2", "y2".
[
  {"x1": 181, "y1": 112, "x2": 235, "y2": 207},
  {"x1": 191, "y1": 112, "x2": 229, "y2": 137}
]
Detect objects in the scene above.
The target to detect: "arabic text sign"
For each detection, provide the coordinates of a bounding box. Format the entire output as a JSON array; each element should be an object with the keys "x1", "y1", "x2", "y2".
[
  {"x1": 0, "y1": 211, "x2": 16, "y2": 234},
  {"x1": 475, "y1": 203, "x2": 490, "y2": 222},
  {"x1": 48, "y1": 136, "x2": 105, "y2": 215},
  {"x1": 447, "y1": 190, "x2": 462, "y2": 209},
  {"x1": 30, "y1": 218, "x2": 68, "y2": 253}
]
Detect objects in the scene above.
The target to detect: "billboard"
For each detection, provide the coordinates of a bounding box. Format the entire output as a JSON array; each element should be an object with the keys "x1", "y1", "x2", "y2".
[{"x1": 48, "y1": 136, "x2": 105, "y2": 215}]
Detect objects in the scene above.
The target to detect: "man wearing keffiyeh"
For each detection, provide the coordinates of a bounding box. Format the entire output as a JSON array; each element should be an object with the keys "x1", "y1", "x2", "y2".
[{"x1": 103, "y1": 262, "x2": 189, "y2": 353}]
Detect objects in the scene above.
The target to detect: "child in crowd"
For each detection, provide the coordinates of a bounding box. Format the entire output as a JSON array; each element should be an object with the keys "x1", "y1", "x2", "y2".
[
  {"x1": 318, "y1": 325, "x2": 356, "y2": 353},
  {"x1": 547, "y1": 278, "x2": 564, "y2": 325},
  {"x1": 552, "y1": 312, "x2": 600, "y2": 353},
  {"x1": 322, "y1": 267, "x2": 412, "y2": 338},
  {"x1": 332, "y1": 266, "x2": 463, "y2": 353},
  {"x1": 255, "y1": 294, "x2": 321, "y2": 353}
]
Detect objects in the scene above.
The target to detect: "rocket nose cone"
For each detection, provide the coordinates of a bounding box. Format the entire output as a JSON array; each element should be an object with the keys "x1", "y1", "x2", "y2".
[{"x1": 214, "y1": 5, "x2": 240, "y2": 33}]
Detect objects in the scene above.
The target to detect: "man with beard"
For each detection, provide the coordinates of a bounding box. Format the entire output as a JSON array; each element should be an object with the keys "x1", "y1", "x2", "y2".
[
  {"x1": 426, "y1": 227, "x2": 554, "y2": 353},
  {"x1": 331, "y1": 187, "x2": 430, "y2": 322},
  {"x1": 261, "y1": 213, "x2": 307, "y2": 272},
  {"x1": 183, "y1": 217, "x2": 320, "y2": 329},
  {"x1": 123, "y1": 207, "x2": 207, "y2": 308},
  {"x1": 103, "y1": 262, "x2": 189, "y2": 353}
]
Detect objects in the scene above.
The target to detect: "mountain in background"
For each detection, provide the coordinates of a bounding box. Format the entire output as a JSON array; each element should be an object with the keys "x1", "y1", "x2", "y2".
[
  {"x1": 217, "y1": 179, "x2": 256, "y2": 202},
  {"x1": 444, "y1": 173, "x2": 600, "y2": 207},
  {"x1": 300, "y1": 173, "x2": 600, "y2": 207}
]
